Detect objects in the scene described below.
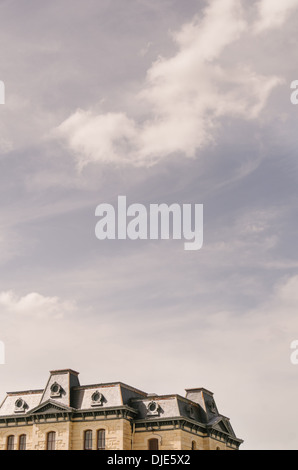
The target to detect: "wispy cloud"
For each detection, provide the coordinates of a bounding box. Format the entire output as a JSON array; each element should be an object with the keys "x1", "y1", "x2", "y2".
[
  {"x1": 55, "y1": 0, "x2": 284, "y2": 169},
  {"x1": 0, "y1": 291, "x2": 75, "y2": 319},
  {"x1": 253, "y1": 0, "x2": 298, "y2": 33},
  {"x1": 0, "y1": 0, "x2": 297, "y2": 451}
]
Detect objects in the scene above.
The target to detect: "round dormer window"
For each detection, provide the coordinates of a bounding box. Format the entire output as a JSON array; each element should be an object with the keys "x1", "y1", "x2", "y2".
[
  {"x1": 50, "y1": 382, "x2": 62, "y2": 397},
  {"x1": 149, "y1": 402, "x2": 157, "y2": 412},
  {"x1": 14, "y1": 398, "x2": 27, "y2": 413},
  {"x1": 91, "y1": 391, "x2": 104, "y2": 406},
  {"x1": 92, "y1": 392, "x2": 100, "y2": 402},
  {"x1": 147, "y1": 401, "x2": 160, "y2": 415}
]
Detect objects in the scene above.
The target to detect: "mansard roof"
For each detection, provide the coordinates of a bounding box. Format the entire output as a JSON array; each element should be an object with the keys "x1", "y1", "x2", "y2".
[{"x1": 0, "y1": 368, "x2": 242, "y2": 444}]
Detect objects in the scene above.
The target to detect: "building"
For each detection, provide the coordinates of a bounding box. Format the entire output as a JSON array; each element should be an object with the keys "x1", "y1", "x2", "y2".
[{"x1": 0, "y1": 369, "x2": 243, "y2": 450}]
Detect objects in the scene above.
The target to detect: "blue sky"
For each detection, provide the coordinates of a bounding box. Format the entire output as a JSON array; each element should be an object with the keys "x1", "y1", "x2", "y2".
[{"x1": 1, "y1": 0, "x2": 298, "y2": 449}]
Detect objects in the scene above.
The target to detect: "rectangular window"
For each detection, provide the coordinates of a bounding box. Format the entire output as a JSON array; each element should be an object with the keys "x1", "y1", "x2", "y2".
[
  {"x1": 84, "y1": 430, "x2": 93, "y2": 450},
  {"x1": 7, "y1": 435, "x2": 15, "y2": 450},
  {"x1": 47, "y1": 432, "x2": 56, "y2": 451},
  {"x1": 19, "y1": 435, "x2": 26, "y2": 450},
  {"x1": 148, "y1": 438, "x2": 159, "y2": 450},
  {"x1": 97, "y1": 430, "x2": 105, "y2": 450}
]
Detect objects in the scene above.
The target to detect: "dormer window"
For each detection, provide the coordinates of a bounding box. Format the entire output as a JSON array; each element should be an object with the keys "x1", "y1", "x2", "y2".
[
  {"x1": 50, "y1": 382, "x2": 62, "y2": 398},
  {"x1": 207, "y1": 399, "x2": 216, "y2": 414},
  {"x1": 14, "y1": 398, "x2": 27, "y2": 413},
  {"x1": 187, "y1": 405, "x2": 195, "y2": 419},
  {"x1": 146, "y1": 401, "x2": 160, "y2": 416},
  {"x1": 91, "y1": 391, "x2": 104, "y2": 407}
]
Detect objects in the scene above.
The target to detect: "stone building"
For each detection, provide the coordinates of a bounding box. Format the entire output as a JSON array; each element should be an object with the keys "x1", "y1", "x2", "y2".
[{"x1": 0, "y1": 369, "x2": 243, "y2": 450}]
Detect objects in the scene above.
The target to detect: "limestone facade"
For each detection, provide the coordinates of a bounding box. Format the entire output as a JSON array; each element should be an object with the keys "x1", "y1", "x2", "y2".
[{"x1": 0, "y1": 369, "x2": 243, "y2": 450}]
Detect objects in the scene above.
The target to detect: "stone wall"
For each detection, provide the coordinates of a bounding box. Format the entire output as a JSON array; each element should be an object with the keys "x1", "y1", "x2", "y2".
[{"x1": 0, "y1": 419, "x2": 238, "y2": 450}]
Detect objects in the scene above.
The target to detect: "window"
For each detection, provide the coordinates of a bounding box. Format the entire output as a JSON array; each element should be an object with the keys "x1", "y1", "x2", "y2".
[
  {"x1": 97, "y1": 429, "x2": 105, "y2": 450},
  {"x1": 148, "y1": 438, "x2": 159, "y2": 450},
  {"x1": 47, "y1": 432, "x2": 56, "y2": 451},
  {"x1": 7, "y1": 435, "x2": 15, "y2": 450},
  {"x1": 191, "y1": 441, "x2": 196, "y2": 450},
  {"x1": 19, "y1": 434, "x2": 26, "y2": 450},
  {"x1": 84, "y1": 430, "x2": 93, "y2": 450}
]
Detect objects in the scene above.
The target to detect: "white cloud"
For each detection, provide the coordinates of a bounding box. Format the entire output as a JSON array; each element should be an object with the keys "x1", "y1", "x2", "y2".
[
  {"x1": 57, "y1": 111, "x2": 138, "y2": 170},
  {"x1": 139, "y1": 41, "x2": 153, "y2": 57},
  {"x1": 253, "y1": 0, "x2": 298, "y2": 33},
  {"x1": 186, "y1": 274, "x2": 298, "y2": 449},
  {"x1": 0, "y1": 137, "x2": 13, "y2": 154},
  {"x1": 0, "y1": 291, "x2": 75, "y2": 319},
  {"x1": 56, "y1": 0, "x2": 285, "y2": 169},
  {"x1": 125, "y1": 273, "x2": 298, "y2": 448}
]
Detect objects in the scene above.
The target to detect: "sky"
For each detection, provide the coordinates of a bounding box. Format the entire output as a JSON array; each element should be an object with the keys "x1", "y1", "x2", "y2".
[{"x1": 0, "y1": 0, "x2": 298, "y2": 450}]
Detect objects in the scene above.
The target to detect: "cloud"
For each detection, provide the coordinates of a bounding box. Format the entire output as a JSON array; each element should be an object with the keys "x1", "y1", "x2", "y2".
[
  {"x1": 0, "y1": 291, "x2": 75, "y2": 319},
  {"x1": 253, "y1": 0, "x2": 298, "y2": 33},
  {"x1": 0, "y1": 275, "x2": 297, "y2": 449},
  {"x1": 57, "y1": 111, "x2": 138, "y2": 170},
  {"x1": 55, "y1": 0, "x2": 284, "y2": 169},
  {"x1": 190, "y1": 274, "x2": 298, "y2": 449},
  {"x1": 123, "y1": 273, "x2": 298, "y2": 449},
  {"x1": 139, "y1": 41, "x2": 153, "y2": 57}
]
